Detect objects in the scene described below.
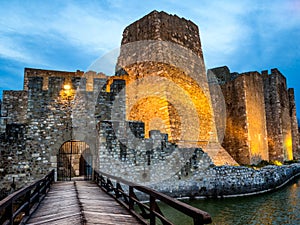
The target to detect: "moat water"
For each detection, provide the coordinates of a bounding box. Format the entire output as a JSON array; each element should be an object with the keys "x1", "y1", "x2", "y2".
[{"x1": 159, "y1": 177, "x2": 300, "y2": 225}]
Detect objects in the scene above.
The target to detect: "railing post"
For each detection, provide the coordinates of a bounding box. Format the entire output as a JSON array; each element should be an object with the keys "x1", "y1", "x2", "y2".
[
  {"x1": 25, "y1": 190, "x2": 31, "y2": 216},
  {"x1": 42, "y1": 179, "x2": 46, "y2": 195},
  {"x1": 37, "y1": 181, "x2": 41, "y2": 203},
  {"x1": 149, "y1": 196, "x2": 156, "y2": 225},
  {"x1": 7, "y1": 201, "x2": 13, "y2": 225},
  {"x1": 194, "y1": 217, "x2": 203, "y2": 225},
  {"x1": 129, "y1": 186, "x2": 134, "y2": 210}
]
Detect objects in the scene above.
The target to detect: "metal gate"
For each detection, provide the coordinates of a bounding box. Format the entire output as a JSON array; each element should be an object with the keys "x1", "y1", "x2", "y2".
[{"x1": 57, "y1": 140, "x2": 93, "y2": 181}]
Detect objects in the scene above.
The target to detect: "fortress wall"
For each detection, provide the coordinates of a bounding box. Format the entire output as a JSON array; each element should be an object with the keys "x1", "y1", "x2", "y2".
[
  {"x1": 0, "y1": 124, "x2": 28, "y2": 195},
  {"x1": 242, "y1": 72, "x2": 269, "y2": 163},
  {"x1": 288, "y1": 88, "x2": 299, "y2": 158},
  {"x1": 211, "y1": 66, "x2": 297, "y2": 164},
  {"x1": 2, "y1": 90, "x2": 28, "y2": 124},
  {"x1": 26, "y1": 75, "x2": 71, "y2": 179},
  {"x1": 24, "y1": 68, "x2": 84, "y2": 91},
  {"x1": 117, "y1": 11, "x2": 221, "y2": 148},
  {"x1": 220, "y1": 75, "x2": 250, "y2": 164},
  {"x1": 0, "y1": 68, "x2": 108, "y2": 193},
  {"x1": 263, "y1": 69, "x2": 293, "y2": 161}
]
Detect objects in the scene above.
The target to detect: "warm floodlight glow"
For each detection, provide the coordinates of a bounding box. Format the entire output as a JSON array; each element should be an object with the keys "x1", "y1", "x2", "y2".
[
  {"x1": 273, "y1": 160, "x2": 283, "y2": 166},
  {"x1": 64, "y1": 84, "x2": 71, "y2": 90}
]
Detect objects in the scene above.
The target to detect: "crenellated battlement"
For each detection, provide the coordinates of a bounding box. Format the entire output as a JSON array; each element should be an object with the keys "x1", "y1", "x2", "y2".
[
  {"x1": 121, "y1": 10, "x2": 202, "y2": 58},
  {"x1": 24, "y1": 68, "x2": 107, "y2": 93}
]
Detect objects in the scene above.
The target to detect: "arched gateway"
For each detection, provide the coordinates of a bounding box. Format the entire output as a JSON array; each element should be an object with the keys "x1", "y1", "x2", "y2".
[{"x1": 57, "y1": 140, "x2": 93, "y2": 181}]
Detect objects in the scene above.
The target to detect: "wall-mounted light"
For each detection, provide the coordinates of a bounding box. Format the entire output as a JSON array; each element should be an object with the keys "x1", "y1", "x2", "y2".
[
  {"x1": 60, "y1": 83, "x2": 74, "y2": 101},
  {"x1": 64, "y1": 84, "x2": 71, "y2": 90}
]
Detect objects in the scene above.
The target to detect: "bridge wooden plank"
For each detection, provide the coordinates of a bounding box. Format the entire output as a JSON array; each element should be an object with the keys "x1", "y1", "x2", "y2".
[
  {"x1": 26, "y1": 180, "x2": 143, "y2": 225},
  {"x1": 27, "y1": 182, "x2": 82, "y2": 225},
  {"x1": 76, "y1": 181, "x2": 143, "y2": 225}
]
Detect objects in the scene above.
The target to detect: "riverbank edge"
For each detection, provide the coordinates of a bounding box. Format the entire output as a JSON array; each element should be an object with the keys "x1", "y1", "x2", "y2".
[
  {"x1": 208, "y1": 170, "x2": 300, "y2": 199},
  {"x1": 150, "y1": 163, "x2": 300, "y2": 199}
]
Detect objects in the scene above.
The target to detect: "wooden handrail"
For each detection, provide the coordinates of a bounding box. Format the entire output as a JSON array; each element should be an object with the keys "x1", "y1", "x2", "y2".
[
  {"x1": 0, "y1": 169, "x2": 55, "y2": 225},
  {"x1": 94, "y1": 170, "x2": 212, "y2": 225}
]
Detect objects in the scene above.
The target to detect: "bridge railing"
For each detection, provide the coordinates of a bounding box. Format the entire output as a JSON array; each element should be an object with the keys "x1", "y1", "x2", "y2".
[
  {"x1": 0, "y1": 169, "x2": 55, "y2": 225},
  {"x1": 94, "y1": 170, "x2": 212, "y2": 225}
]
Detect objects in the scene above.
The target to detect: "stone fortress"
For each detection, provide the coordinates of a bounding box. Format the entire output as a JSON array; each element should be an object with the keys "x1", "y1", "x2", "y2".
[{"x1": 0, "y1": 11, "x2": 299, "y2": 197}]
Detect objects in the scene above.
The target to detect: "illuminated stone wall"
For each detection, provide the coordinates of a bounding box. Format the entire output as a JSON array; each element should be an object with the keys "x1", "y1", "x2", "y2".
[
  {"x1": 288, "y1": 88, "x2": 299, "y2": 159},
  {"x1": 112, "y1": 11, "x2": 237, "y2": 166},
  {"x1": 217, "y1": 71, "x2": 249, "y2": 164},
  {"x1": 210, "y1": 66, "x2": 298, "y2": 164},
  {"x1": 210, "y1": 67, "x2": 268, "y2": 164},
  {"x1": 263, "y1": 69, "x2": 293, "y2": 161},
  {"x1": 243, "y1": 72, "x2": 269, "y2": 163},
  {"x1": 109, "y1": 63, "x2": 214, "y2": 143}
]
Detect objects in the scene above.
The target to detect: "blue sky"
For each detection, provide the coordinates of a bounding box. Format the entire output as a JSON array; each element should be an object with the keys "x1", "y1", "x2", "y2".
[{"x1": 0, "y1": 0, "x2": 299, "y2": 116}]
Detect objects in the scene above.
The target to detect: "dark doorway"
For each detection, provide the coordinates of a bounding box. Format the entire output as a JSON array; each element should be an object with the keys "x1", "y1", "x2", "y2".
[
  {"x1": 80, "y1": 148, "x2": 93, "y2": 180},
  {"x1": 57, "y1": 140, "x2": 93, "y2": 181}
]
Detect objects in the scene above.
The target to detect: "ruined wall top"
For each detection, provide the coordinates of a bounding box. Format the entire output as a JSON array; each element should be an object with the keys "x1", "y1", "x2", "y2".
[
  {"x1": 24, "y1": 68, "x2": 107, "y2": 92},
  {"x1": 121, "y1": 10, "x2": 203, "y2": 58},
  {"x1": 209, "y1": 66, "x2": 288, "y2": 87}
]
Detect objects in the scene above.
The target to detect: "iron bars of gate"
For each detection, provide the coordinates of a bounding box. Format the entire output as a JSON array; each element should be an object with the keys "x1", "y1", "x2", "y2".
[
  {"x1": 0, "y1": 170, "x2": 55, "y2": 225},
  {"x1": 94, "y1": 170, "x2": 212, "y2": 225}
]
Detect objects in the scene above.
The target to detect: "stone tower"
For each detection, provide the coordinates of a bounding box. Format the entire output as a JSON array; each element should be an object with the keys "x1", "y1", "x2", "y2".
[{"x1": 111, "y1": 11, "x2": 237, "y2": 165}]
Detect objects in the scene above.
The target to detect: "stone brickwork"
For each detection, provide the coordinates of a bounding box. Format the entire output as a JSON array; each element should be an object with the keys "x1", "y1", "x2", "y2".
[
  {"x1": 210, "y1": 67, "x2": 268, "y2": 164},
  {"x1": 288, "y1": 88, "x2": 299, "y2": 159},
  {"x1": 97, "y1": 78, "x2": 215, "y2": 184},
  {"x1": 263, "y1": 69, "x2": 293, "y2": 161},
  {"x1": 243, "y1": 72, "x2": 269, "y2": 163},
  {"x1": 114, "y1": 11, "x2": 237, "y2": 166},
  {"x1": 152, "y1": 163, "x2": 300, "y2": 198},
  {"x1": 0, "y1": 68, "x2": 107, "y2": 195},
  {"x1": 0, "y1": 124, "x2": 27, "y2": 194},
  {"x1": 2, "y1": 91, "x2": 28, "y2": 124},
  {"x1": 121, "y1": 10, "x2": 203, "y2": 58},
  {"x1": 210, "y1": 66, "x2": 298, "y2": 164}
]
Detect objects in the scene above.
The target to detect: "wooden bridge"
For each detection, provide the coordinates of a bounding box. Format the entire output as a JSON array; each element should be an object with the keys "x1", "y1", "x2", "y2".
[{"x1": 0, "y1": 170, "x2": 212, "y2": 225}]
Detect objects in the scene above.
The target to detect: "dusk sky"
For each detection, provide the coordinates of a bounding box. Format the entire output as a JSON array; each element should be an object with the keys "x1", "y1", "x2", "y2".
[{"x1": 0, "y1": 0, "x2": 299, "y2": 116}]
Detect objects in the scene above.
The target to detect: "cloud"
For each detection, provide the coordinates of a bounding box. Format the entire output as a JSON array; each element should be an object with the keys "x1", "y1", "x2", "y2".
[
  {"x1": 0, "y1": 0, "x2": 299, "y2": 81},
  {"x1": 177, "y1": 0, "x2": 300, "y2": 73},
  {"x1": 0, "y1": 1, "x2": 126, "y2": 69},
  {"x1": 50, "y1": 3, "x2": 125, "y2": 53},
  {"x1": 184, "y1": 1, "x2": 253, "y2": 68},
  {"x1": 0, "y1": 37, "x2": 29, "y2": 63}
]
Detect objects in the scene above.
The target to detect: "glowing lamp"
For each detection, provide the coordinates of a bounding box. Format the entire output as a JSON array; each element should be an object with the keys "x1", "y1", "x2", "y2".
[{"x1": 64, "y1": 84, "x2": 71, "y2": 90}]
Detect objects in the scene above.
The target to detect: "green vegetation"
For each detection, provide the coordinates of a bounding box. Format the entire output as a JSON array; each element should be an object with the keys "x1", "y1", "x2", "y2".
[{"x1": 243, "y1": 159, "x2": 299, "y2": 169}]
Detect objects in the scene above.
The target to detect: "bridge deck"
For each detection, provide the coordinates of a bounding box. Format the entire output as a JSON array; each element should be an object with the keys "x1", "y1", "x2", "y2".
[{"x1": 26, "y1": 180, "x2": 143, "y2": 225}]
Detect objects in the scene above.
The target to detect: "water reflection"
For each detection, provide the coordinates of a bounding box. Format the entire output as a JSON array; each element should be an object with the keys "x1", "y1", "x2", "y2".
[{"x1": 159, "y1": 177, "x2": 300, "y2": 225}]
